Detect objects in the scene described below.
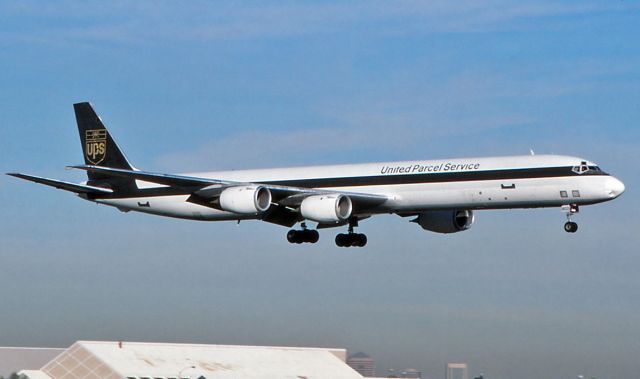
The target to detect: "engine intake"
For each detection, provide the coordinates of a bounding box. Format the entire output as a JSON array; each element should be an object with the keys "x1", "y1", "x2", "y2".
[
  {"x1": 219, "y1": 186, "x2": 272, "y2": 214},
  {"x1": 413, "y1": 210, "x2": 474, "y2": 234},
  {"x1": 300, "y1": 194, "x2": 352, "y2": 223}
]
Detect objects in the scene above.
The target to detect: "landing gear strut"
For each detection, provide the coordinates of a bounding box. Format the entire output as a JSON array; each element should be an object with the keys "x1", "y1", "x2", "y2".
[
  {"x1": 335, "y1": 219, "x2": 367, "y2": 247},
  {"x1": 287, "y1": 222, "x2": 319, "y2": 244},
  {"x1": 562, "y1": 204, "x2": 579, "y2": 233}
]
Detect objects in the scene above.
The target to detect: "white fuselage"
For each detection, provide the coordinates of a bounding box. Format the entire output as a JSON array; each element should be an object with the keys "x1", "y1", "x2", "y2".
[{"x1": 94, "y1": 154, "x2": 625, "y2": 223}]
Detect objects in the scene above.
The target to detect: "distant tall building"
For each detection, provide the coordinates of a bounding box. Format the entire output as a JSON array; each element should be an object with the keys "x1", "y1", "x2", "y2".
[
  {"x1": 347, "y1": 352, "x2": 376, "y2": 377},
  {"x1": 446, "y1": 363, "x2": 468, "y2": 379}
]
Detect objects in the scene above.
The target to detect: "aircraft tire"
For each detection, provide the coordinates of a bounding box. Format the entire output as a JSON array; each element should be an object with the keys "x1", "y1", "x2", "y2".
[
  {"x1": 354, "y1": 233, "x2": 367, "y2": 247},
  {"x1": 288, "y1": 229, "x2": 319, "y2": 244},
  {"x1": 336, "y1": 233, "x2": 367, "y2": 247},
  {"x1": 287, "y1": 230, "x2": 300, "y2": 243},
  {"x1": 307, "y1": 230, "x2": 320, "y2": 243},
  {"x1": 564, "y1": 222, "x2": 578, "y2": 233},
  {"x1": 335, "y1": 233, "x2": 348, "y2": 247}
]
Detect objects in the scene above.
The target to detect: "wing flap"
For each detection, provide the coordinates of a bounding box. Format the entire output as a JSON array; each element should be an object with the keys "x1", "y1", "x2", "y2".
[{"x1": 7, "y1": 173, "x2": 113, "y2": 195}]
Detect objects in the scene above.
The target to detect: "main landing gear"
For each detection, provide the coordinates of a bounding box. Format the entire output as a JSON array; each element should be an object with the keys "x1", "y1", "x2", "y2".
[
  {"x1": 335, "y1": 219, "x2": 367, "y2": 247},
  {"x1": 287, "y1": 223, "x2": 319, "y2": 244},
  {"x1": 562, "y1": 204, "x2": 579, "y2": 233},
  {"x1": 335, "y1": 233, "x2": 367, "y2": 247},
  {"x1": 286, "y1": 220, "x2": 368, "y2": 247}
]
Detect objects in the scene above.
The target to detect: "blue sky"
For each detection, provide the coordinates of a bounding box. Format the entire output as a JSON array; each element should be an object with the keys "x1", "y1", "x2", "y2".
[{"x1": 1, "y1": 1, "x2": 639, "y2": 378}]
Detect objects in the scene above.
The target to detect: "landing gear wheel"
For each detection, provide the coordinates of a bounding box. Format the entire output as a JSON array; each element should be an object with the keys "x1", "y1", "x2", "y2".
[
  {"x1": 287, "y1": 230, "x2": 299, "y2": 243},
  {"x1": 561, "y1": 204, "x2": 580, "y2": 233},
  {"x1": 287, "y1": 229, "x2": 320, "y2": 244},
  {"x1": 305, "y1": 229, "x2": 320, "y2": 243},
  {"x1": 353, "y1": 233, "x2": 367, "y2": 247},
  {"x1": 564, "y1": 221, "x2": 578, "y2": 233},
  {"x1": 335, "y1": 233, "x2": 348, "y2": 247},
  {"x1": 335, "y1": 233, "x2": 367, "y2": 247}
]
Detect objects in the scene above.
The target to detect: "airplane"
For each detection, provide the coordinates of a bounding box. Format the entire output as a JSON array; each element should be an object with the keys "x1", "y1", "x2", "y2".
[{"x1": 8, "y1": 102, "x2": 625, "y2": 247}]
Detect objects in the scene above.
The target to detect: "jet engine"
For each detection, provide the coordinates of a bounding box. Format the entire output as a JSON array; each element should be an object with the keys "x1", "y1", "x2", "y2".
[
  {"x1": 413, "y1": 210, "x2": 474, "y2": 233},
  {"x1": 300, "y1": 194, "x2": 352, "y2": 223},
  {"x1": 219, "y1": 186, "x2": 272, "y2": 214}
]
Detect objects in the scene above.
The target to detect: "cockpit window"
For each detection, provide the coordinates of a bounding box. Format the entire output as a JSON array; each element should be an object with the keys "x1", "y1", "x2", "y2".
[
  {"x1": 595, "y1": 166, "x2": 608, "y2": 175},
  {"x1": 572, "y1": 164, "x2": 589, "y2": 174},
  {"x1": 572, "y1": 164, "x2": 608, "y2": 175}
]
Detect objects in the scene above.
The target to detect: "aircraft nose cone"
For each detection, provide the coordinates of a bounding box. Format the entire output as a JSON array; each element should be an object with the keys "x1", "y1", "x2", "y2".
[{"x1": 606, "y1": 177, "x2": 625, "y2": 198}]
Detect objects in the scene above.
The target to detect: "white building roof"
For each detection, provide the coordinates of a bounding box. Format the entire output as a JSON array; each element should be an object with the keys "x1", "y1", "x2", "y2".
[
  {"x1": 21, "y1": 341, "x2": 364, "y2": 379},
  {"x1": 18, "y1": 370, "x2": 53, "y2": 379}
]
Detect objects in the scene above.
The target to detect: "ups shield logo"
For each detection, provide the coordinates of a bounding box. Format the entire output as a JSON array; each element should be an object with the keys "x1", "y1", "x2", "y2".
[{"x1": 85, "y1": 129, "x2": 107, "y2": 165}]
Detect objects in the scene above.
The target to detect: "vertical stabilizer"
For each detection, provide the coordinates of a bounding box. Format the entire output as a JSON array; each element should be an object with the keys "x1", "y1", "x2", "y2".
[{"x1": 74, "y1": 102, "x2": 135, "y2": 184}]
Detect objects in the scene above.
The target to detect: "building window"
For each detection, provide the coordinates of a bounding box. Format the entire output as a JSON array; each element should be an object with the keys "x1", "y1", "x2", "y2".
[
  {"x1": 572, "y1": 190, "x2": 580, "y2": 197},
  {"x1": 560, "y1": 191, "x2": 568, "y2": 198}
]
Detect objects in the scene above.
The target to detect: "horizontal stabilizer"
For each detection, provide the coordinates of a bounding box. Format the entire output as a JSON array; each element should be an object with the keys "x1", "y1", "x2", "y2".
[{"x1": 6, "y1": 173, "x2": 113, "y2": 195}]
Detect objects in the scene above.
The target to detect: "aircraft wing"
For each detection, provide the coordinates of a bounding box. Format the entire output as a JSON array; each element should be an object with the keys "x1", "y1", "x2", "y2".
[
  {"x1": 70, "y1": 165, "x2": 389, "y2": 210},
  {"x1": 6, "y1": 173, "x2": 114, "y2": 195},
  {"x1": 69, "y1": 165, "x2": 236, "y2": 187}
]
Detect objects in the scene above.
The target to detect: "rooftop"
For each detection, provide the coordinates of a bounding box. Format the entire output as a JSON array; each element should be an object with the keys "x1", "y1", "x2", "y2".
[{"x1": 21, "y1": 341, "x2": 364, "y2": 379}]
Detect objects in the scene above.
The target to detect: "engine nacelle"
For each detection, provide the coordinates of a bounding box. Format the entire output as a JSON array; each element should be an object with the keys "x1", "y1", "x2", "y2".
[
  {"x1": 300, "y1": 194, "x2": 352, "y2": 223},
  {"x1": 413, "y1": 210, "x2": 474, "y2": 234},
  {"x1": 219, "y1": 186, "x2": 272, "y2": 214}
]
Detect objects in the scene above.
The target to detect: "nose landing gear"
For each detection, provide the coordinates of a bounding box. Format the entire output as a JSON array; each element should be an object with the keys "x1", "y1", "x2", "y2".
[{"x1": 562, "y1": 204, "x2": 579, "y2": 233}]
